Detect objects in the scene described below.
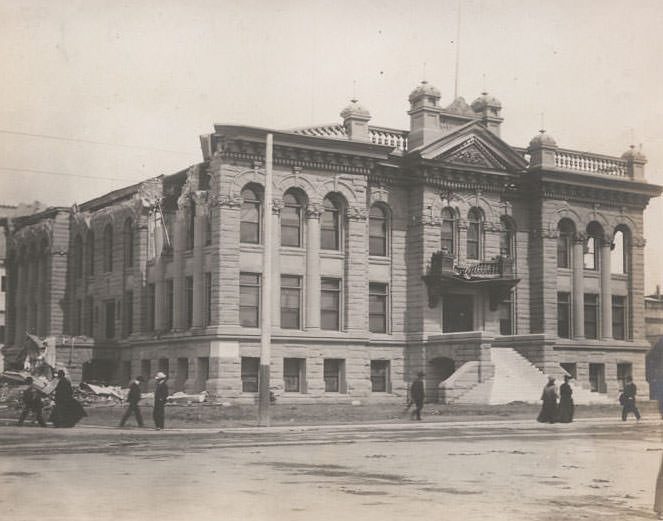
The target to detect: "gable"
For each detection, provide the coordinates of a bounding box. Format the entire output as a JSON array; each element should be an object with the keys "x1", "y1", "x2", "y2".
[{"x1": 413, "y1": 122, "x2": 528, "y2": 173}]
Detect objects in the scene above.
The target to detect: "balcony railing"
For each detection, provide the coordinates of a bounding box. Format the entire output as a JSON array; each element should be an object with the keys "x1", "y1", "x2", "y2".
[
  {"x1": 554, "y1": 149, "x2": 627, "y2": 177},
  {"x1": 428, "y1": 251, "x2": 514, "y2": 280}
]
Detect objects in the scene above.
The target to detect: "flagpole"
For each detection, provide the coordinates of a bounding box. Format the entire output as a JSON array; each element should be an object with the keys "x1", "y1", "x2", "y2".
[{"x1": 258, "y1": 133, "x2": 273, "y2": 426}]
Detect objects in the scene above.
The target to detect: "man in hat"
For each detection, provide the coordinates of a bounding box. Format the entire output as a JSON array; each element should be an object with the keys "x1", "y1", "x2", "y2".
[
  {"x1": 153, "y1": 372, "x2": 169, "y2": 430},
  {"x1": 119, "y1": 376, "x2": 144, "y2": 428},
  {"x1": 621, "y1": 375, "x2": 641, "y2": 421},
  {"x1": 18, "y1": 377, "x2": 46, "y2": 427},
  {"x1": 410, "y1": 371, "x2": 425, "y2": 421}
]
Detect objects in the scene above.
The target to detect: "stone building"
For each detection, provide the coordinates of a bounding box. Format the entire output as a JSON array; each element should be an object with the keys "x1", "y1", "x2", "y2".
[{"x1": 3, "y1": 82, "x2": 660, "y2": 403}]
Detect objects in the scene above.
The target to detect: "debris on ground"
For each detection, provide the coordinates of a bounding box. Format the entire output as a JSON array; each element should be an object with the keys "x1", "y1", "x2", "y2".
[{"x1": 167, "y1": 391, "x2": 208, "y2": 404}]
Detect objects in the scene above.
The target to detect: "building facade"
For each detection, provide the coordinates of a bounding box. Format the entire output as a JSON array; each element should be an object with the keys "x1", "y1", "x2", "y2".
[{"x1": 3, "y1": 82, "x2": 660, "y2": 402}]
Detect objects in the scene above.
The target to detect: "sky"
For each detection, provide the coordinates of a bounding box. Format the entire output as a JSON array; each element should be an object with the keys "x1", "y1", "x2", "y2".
[{"x1": 1, "y1": 0, "x2": 662, "y2": 290}]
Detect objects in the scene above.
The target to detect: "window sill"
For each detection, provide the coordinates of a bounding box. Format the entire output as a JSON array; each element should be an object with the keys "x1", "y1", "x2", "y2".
[
  {"x1": 369, "y1": 256, "x2": 391, "y2": 265},
  {"x1": 320, "y1": 251, "x2": 344, "y2": 260},
  {"x1": 240, "y1": 244, "x2": 264, "y2": 253}
]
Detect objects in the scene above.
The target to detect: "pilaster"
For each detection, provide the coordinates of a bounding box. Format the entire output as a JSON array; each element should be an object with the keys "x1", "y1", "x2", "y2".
[
  {"x1": 305, "y1": 205, "x2": 321, "y2": 331},
  {"x1": 572, "y1": 235, "x2": 585, "y2": 339}
]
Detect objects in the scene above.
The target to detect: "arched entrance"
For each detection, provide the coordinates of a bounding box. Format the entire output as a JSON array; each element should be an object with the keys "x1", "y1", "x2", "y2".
[{"x1": 428, "y1": 357, "x2": 456, "y2": 402}]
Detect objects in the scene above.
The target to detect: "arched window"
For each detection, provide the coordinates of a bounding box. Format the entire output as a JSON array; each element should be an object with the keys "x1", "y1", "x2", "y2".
[
  {"x1": 73, "y1": 235, "x2": 83, "y2": 279},
  {"x1": 281, "y1": 191, "x2": 303, "y2": 247},
  {"x1": 500, "y1": 216, "x2": 515, "y2": 258},
  {"x1": 103, "y1": 224, "x2": 113, "y2": 272},
  {"x1": 123, "y1": 218, "x2": 134, "y2": 268},
  {"x1": 369, "y1": 205, "x2": 388, "y2": 256},
  {"x1": 611, "y1": 226, "x2": 630, "y2": 274},
  {"x1": 240, "y1": 185, "x2": 262, "y2": 244},
  {"x1": 557, "y1": 219, "x2": 575, "y2": 268},
  {"x1": 321, "y1": 195, "x2": 341, "y2": 250},
  {"x1": 584, "y1": 222, "x2": 603, "y2": 271},
  {"x1": 441, "y1": 208, "x2": 455, "y2": 255},
  {"x1": 466, "y1": 208, "x2": 482, "y2": 260},
  {"x1": 87, "y1": 230, "x2": 95, "y2": 276}
]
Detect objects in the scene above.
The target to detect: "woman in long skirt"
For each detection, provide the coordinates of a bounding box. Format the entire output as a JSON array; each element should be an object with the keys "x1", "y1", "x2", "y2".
[
  {"x1": 558, "y1": 375, "x2": 574, "y2": 423},
  {"x1": 537, "y1": 377, "x2": 558, "y2": 423},
  {"x1": 51, "y1": 370, "x2": 86, "y2": 427}
]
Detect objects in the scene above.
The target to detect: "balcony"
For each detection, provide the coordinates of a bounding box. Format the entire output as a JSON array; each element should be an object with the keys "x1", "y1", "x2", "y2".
[{"x1": 423, "y1": 251, "x2": 519, "y2": 310}]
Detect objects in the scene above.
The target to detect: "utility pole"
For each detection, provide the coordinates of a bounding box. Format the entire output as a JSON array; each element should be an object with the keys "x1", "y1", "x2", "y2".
[{"x1": 258, "y1": 133, "x2": 273, "y2": 427}]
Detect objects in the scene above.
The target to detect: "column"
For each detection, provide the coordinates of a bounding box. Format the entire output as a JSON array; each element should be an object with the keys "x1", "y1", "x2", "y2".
[
  {"x1": 133, "y1": 211, "x2": 149, "y2": 335},
  {"x1": 215, "y1": 197, "x2": 241, "y2": 326},
  {"x1": 14, "y1": 259, "x2": 25, "y2": 345},
  {"x1": 305, "y1": 205, "x2": 321, "y2": 331},
  {"x1": 572, "y1": 234, "x2": 585, "y2": 338},
  {"x1": 600, "y1": 238, "x2": 612, "y2": 339},
  {"x1": 271, "y1": 200, "x2": 281, "y2": 329},
  {"x1": 172, "y1": 208, "x2": 186, "y2": 330},
  {"x1": 345, "y1": 207, "x2": 368, "y2": 333},
  {"x1": 192, "y1": 198, "x2": 206, "y2": 329}
]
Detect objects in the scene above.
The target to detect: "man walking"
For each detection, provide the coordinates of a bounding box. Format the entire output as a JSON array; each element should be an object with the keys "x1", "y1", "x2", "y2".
[
  {"x1": 18, "y1": 377, "x2": 46, "y2": 427},
  {"x1": 119, "y1": 376, "x2": 144, "y2": 428},
  {"x1": 410, "y1": 371, "x2": 425, "y2": 421},
  {"x1": 153, "y1": 372, "x2": 169, "y2": 430},
  {"x1": 621, "y1": 375, "x2": 641, "y2": 421}
]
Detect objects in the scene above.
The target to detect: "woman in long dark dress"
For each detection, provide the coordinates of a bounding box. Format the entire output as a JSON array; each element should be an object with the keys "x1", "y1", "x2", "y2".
[
  {"x1": 558, "y1": 375, "x2": 574, "y2": 423},
  {"x1": 52, "y1": 370, "x2": 86, "y2": 427},
  {"x1": 537, "y1": 377, "x2": 558, "y2": 423}
]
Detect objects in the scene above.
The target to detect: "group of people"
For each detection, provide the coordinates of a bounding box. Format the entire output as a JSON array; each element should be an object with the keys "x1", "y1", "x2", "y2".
[
  {"x1": 18, "y1": 369, "x2": 87, "y2": 428},
  {"x1": 537, "y1": 374, "x2": 642, "y2": 424},
  {"x1": 18, "y1": 370, "x2": 170, "y2": 430}
]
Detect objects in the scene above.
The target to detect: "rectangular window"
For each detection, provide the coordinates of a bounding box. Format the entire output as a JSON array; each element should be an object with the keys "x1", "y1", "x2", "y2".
[
  {"x1": 1, "y1": 275, "x2": 5, "y2": 292},
  {"x1": 105, "y1": 300, "x2": 115, "y2": 339},
  {"x1": 324, "y1": 359, "x2": 345, "y2": 393},
  {"x1": 617, "y1": 362, "x2": 632, "y2": 391},
  {"x1": 557, "y1": 233, "x2": 570, "y2": 268},
  {"x1": 441, "y1": 220, "x2": 454, "y2": 254},
  {"x1": 124, "y1": 291, "x2": 133, "y2": 337},
  {"x1": 158, "y1": 358, "x2": 169, "y2": 376},
  {"x1": 612, "y1": 295, "x2": 626, "y2": 340},
  {"x1": 165, "y1": 279, "x2": 174, "y2": 330},
  {"x1": 589, "y1": 363, "x2": 605, "y2": 393},
  {"x1": 241, "y1": 357, "x2": 260, "y2": 392},
  {"x1": 186, "y1": 206, "x2": 195, "y2": 251},
  {"x1": 146, "y1": 283, "x2": 156, "y2": 332},
  {"x1": 0, "y1": 326, "x2": 5, "y2": 343},
  {"x1": 584, "y1": 237, "x2": 597, "y2": 270},
  {"x1": 86, "y1": 296, "x2": 94, "y2": 336},
  {"x1": 584, "y1": 293, "x2": 599, "y2": 339},
  {"x1": 370, "y1": 360, "x2": 390, "y2": 392},
  {"x1": 467, "y1": 222, "x2": 480, "y2": 260},
  {"x1": 240, "y1": 273, "x2": 261, "y2": 328},
  {"x1": 185, "y1": 276, "x2": 194, "y2": 329},
  {"x1": 560, "y1": 362, "x2": 577, "y2": 380},
  {"x1": 283, "y1": 358, "x2": 305, "y2": 393},
  {"x1": 204, "y1": 214, "x2": 212, "y2": 246},
  {"x1": 499, "y1": 292, "x2": 513, "y2": 336},
  {"x1": 557, "y1": 292, "x2": 571, "y2": 338},
  {"x1": 369, "y1": 282, "x2": 388, "y2": 333},
  {"x1": 280, "y1": 275, "x2": 301, "y2": 329},
  {"x1": 321, "y1": 278, "x2": 341, "y2": 330},
  {"x1": 141, "y1": 360, "x2": 151, "y2": 384},
  {"x1": 204, "y1": 272, "x2": 212, "y2": 326},
  {"x1": 176, "y1": 358, "x2": 189, "y2": 392},
  {"x1": 196, "y1": 357, "x2": 209, "y2": 392}
]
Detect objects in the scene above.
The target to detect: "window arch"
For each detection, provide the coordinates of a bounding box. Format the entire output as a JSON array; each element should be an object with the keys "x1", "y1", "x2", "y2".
[
  {"x1": 86, "y1": 230, "x2": 95, "y2": 276},
  {"x1": 123, "y1": 218, "x2": 134, "y2": 268},
  {"x1": 281, "y1": 190, "x2": 304, "y2": 247},
  {"x1": 466, "y1": 208, "x2": 483, "y2": 260},
  {"x1": 611, "y1": 226, "x2": 631, "y2": 274},
  {"x1": 441, "y1": 207, "x2": 456, "y2": 255},
  {"x1": 73, "y1": 235, "x2": 83, "y2": 279},
  {"x1": 103, "y1": 224, "x2": 113, "y2": 272},
  {"x1": 500, "y1": 216, "x2": 515, "y2": 258},
  {"x1": 321, "y1": 195, "x2": 342, "y2": 250},
  {"x1": 557, "y1": 219, "x2": 575, "y2": 268},
  {"x1": 240, "y1": 185, "x2": 262, "y2": 244},
  {"x1": 584, "y1": 222, "x2": 604, "y2": 271},
  {"x1": 369, "y1": 204, "x2": 389, "y2": 256}
]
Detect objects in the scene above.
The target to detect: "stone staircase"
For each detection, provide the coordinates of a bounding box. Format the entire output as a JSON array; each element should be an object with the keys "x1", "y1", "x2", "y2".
[{"x1": 453, "y1": 347, "x2": 614, "y2": 405}]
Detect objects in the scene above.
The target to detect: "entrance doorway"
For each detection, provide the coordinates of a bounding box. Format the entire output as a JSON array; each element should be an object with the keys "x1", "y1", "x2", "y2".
[
  {"x1": 429, "y1": 357, "x2": 456, "y2": 402},
  {"x1": 589, "y1": 363, "x2": 606, "y2": 393},
  {"x1": 443, "y1": 294, "x2": 473, "y2": 332}
]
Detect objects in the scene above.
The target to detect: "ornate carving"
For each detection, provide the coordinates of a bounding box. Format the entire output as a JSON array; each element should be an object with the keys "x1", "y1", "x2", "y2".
[
  {"x1": 271, "y1": 198, "x2": 284, "y2": 215},
  {"x1": 446, "y1": 145, "x2": 493, "y2": 167},
  {"x1": 346, "y1": 205, "x2": 368, "y2": 222},
  {"x1": 632, "y1": 235, "x2": 647, "y2": 248},
  {"x1": 215, "y1": 194, "x2": 243, "y2": 208},
  {"x1": 573, "y1": 232, "x2": 586, "y2": 244},
  {"x1": 305, "y1": 203, "x2": 323, "y2": 220}
]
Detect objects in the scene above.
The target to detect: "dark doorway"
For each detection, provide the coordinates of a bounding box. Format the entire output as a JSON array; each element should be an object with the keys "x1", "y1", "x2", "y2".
[
  {"x1": 443, "y1": 294, "x2": 473, "y2": 332},
  {"x1": 429, "y1": 357, "x2": 456, "y2": 402}
]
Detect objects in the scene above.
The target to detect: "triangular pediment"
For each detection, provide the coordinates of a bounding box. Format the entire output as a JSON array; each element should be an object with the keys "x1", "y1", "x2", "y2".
[{"x1": 412, "y1": 121, "x2": 528, "y2": 173}]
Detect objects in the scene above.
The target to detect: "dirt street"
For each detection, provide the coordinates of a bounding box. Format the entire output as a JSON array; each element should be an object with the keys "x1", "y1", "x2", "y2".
[{"x1": 0, "y1": 418, "x2": 661, "y2": 521}]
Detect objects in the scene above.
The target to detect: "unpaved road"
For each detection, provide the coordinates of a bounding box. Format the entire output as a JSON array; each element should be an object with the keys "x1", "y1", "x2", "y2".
[{"x1": 0, "y1": 418, "x2": 661, "y2": 521}]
